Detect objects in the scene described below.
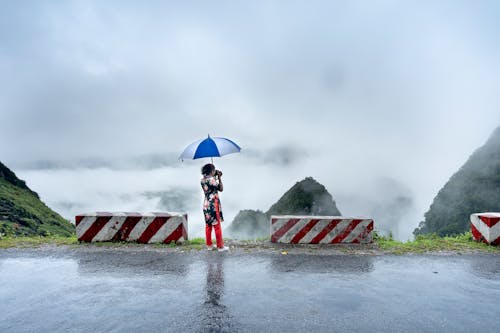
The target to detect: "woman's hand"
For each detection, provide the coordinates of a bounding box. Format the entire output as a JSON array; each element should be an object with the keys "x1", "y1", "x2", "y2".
[{"x1": 216, "y1": 171, "x2": 224, "y2": 191}]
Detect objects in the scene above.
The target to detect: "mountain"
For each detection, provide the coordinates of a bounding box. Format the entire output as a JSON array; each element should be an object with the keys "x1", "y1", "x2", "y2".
[
  {"x1": 266, "y1": 177, "x2": 341, "y2": 216},
  {"x1": 414, "y1": 126, "x2": 500, "y2": 236},
  {"x1": 227, "y1": 177, "x2": 341, "y2": 239},
  {"x1": 227, "y1": 210, "x2": 269, "y2": 239},
  {"x1": 0, "y1": 161, "x2": 75, "y2": 237}
]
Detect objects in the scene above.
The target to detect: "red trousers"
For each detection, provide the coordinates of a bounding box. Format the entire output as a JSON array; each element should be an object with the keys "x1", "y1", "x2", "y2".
[{"x1": 206, "y1": 223, "x2": 224, "y2": 248}]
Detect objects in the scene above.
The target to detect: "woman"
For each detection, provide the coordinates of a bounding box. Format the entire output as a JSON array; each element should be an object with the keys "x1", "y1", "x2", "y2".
[{"x1": 201, "y1": 163, "x2": 229, "y2": 252}]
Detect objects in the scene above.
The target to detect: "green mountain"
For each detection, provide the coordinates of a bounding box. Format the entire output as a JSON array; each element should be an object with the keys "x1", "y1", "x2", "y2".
[
  {"x1": 0, "y1": 161, "x2": 75, "y2": 237},
  {"x1": 227, "y1": 177, "x2": 341, "y2": 239},
  {"x1": 414, "y1": 126, "x2": 500, "y2": 236},
  {"x1": 266, "y1": 177, "x2": 341, "y2": 216}
]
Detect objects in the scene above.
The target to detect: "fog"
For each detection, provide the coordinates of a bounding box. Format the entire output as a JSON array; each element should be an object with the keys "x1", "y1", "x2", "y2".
[{"x1": 2, "y1": 1, "x2": 500, "y2": 240}]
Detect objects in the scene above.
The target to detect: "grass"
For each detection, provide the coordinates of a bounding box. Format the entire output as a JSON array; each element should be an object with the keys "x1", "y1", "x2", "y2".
[
  {"x1": 1, "y1": 232, "x2": 499, "y2": 254},
  {"x1": 0, "y1": 235, "x2": 79, "y2": 249},
  {"x1": 185, "y1": 237, "x2": 206, "y2": 245},
  {"x1": 0, "y1": 178, "x2": 75, "y2": 237},
  {"x1": 0, "y1": 235, "x2": 215, "y2": 250},
  {"x1": 0, "y1": 235, "x2": 205, "y2": 250},
  {"x1": 376, "y1": 231, "x2": 500, "y2": 254}
]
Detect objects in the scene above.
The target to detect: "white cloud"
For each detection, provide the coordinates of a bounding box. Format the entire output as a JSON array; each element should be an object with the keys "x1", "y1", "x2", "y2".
[{"x1": 2, "y1": 0, "x2": 500, "y2": 239}]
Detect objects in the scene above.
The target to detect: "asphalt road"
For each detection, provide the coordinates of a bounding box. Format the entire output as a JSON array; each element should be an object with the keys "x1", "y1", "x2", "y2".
[{"x1": 0, "y1": 248, "x2": 499, "y2": 333}]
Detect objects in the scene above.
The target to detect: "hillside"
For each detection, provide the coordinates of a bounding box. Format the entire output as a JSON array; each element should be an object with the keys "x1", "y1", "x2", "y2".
[
  {"x1": 266, "y1": 177, "x2": 341, "y2": 216},
  {"x1": 414, "y1": 126, "x2": 500, "y2": 236},
  {"x1": 227, "y1": 177, "x2": 341, "y2": 239},
  {"x1": 0, "y1": 161, "x2": 75, "y2": 237},
  {"x1": 227, "y1": 209, "x2": 269, "y2": 239}
]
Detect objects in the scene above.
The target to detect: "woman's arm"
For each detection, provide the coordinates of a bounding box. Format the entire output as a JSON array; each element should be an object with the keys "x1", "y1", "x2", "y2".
[{"x1": 217, "y1": 174, "x2": 223, "y2": 192}]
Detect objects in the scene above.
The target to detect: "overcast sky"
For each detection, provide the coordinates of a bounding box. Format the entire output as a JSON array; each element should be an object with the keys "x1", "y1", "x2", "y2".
[{"x1": 1, "y1": 1, "x2": 500, "y2": 239}]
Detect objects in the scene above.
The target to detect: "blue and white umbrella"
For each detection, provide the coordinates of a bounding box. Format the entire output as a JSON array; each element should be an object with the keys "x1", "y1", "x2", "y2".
[{"x1": 179, "y1": 135, "x2": 241, "y2": 162}]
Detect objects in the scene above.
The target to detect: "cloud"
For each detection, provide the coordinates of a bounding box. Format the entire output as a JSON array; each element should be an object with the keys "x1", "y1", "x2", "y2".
[
  {"x1": 9, "y1": 145, "x2": 307, "y2": 171},
  {"x1": 144, "y1": 189, "x2": 197, "y2": 213},
  {"x1": 335, "y1": 177, "x2": 417, "y2": 240},
  {"x1": 3, "y1": 0, "x2": 500, "y2": 239},
  {"x1": 10, "y1": 153, "x2": 181, "y2": 171},
  {"x1": 235, "y1": 145, "x2": 308, "y2": 167}
]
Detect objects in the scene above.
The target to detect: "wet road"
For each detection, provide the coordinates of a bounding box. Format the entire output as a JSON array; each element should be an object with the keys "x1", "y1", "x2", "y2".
[{"x1": 0, "y1": 249, "x2": 499, "y2": 332}]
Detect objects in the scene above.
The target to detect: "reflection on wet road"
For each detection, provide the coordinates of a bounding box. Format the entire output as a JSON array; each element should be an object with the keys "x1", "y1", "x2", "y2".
[{"x1": 0, "y1": 250, "x2": 499, "y2": 332}]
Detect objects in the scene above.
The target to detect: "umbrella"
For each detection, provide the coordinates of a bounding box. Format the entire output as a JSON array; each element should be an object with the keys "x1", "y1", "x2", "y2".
[{"x1": 179, "y1": 135, "x2": 241, "y2": 163}]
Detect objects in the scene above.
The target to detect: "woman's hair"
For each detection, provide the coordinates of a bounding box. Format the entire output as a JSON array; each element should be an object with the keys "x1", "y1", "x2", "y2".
[{"x1": 201, "y1": 163, "x2": 215, "y2": 176}]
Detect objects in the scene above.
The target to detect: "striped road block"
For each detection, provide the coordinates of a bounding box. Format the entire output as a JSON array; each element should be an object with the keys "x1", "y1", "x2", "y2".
[
  {"x1": 470, "y1": 212, "x2": 500, "y2": 245},
  {"x1": 76, "y1": 212, "x2": 188, "y2": 243},
  {"x1": 270, "y1": 215, "x2": 374, "y2": 244}
]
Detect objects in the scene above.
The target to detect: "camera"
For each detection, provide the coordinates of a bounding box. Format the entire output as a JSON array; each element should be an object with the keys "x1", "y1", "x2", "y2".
[{"x1": 215, "y1": 170, "x2": 223, "y2": 177}]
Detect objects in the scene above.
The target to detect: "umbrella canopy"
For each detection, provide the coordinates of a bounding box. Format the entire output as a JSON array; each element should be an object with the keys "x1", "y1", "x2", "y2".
[{"x1": 179, "y1": 135, "x2": 241, "y2": 161}]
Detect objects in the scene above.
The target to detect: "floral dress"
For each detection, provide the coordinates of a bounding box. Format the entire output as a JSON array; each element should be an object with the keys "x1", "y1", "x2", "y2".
[{"x1": 201, "y1": 176, "x2": 224, "y2": 225}]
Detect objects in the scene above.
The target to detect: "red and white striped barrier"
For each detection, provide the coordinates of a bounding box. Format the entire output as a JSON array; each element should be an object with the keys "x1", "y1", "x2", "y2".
[
  {"x1": 76, "y1": 212, "x2": 188, "y2": 243},
  {"x1": 470, "y1": 213, "x2": 500, "y2": 245},
  {"x1": 270, "y1": 215, "x2": 374, "y2": 244}
]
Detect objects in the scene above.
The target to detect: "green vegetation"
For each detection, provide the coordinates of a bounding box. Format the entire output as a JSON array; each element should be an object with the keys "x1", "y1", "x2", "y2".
[
  {"x1": 0, "y1": 161, "x2": 75, "y2": 237},
  {"x1": 0, "y1": 233, "x2": 498, "y2": 254},
  {"x1": 0, "y1": 178, "x2": 75, "y2": 237},
  {"x1": 153, "y1": 238, "x2": 205, "y2": 249},
  {"x1": 414, "y1": 126, "x2": 500, "y2": 237},
  {"x1": 0, "y1": 235, "x2": 78, "y2": 249},
  {"x1": 0, "y1": 236, "x2": 206, "y2": 250},
  {"x1": 266, "y1": 177, "x2": 341, "y2": 216},
  {"x1": 377, "y1": 231, "x2": 500, "y2": 254},
  {"x1": 185, "y1": 237, "x2": 206, "y2": 245},
  {"x1": 0, "y1": 161, "x2": 37, "y2": 194}
]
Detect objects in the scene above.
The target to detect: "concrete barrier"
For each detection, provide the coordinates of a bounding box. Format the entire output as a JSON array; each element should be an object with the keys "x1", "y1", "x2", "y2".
[
  {"x1": 470, "y1": 212, "x2": 500, "y2": 245},
  {"x1": 76, "y1": 212, "x2": 188, "y2": 243},
  {"x1": 270, "y1": 215, "x2": 373, "y2": 244}
]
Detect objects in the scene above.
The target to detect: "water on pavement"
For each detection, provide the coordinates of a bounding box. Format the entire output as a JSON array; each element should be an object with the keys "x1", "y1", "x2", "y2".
[{"x1": 0, "y1": 250, "x2": 499, "y2": 332}]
